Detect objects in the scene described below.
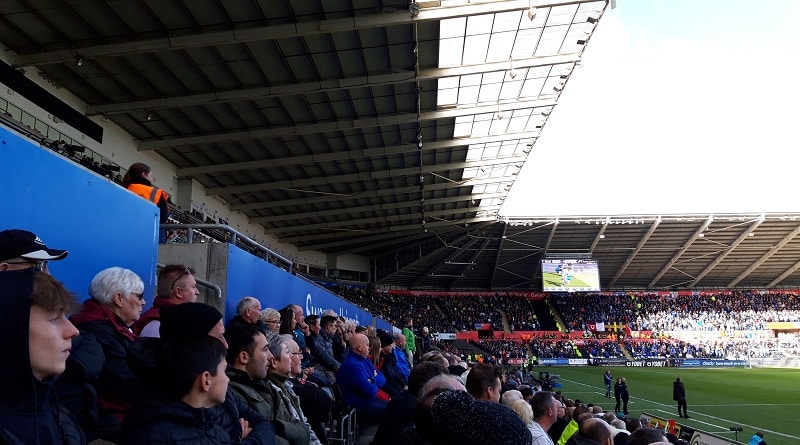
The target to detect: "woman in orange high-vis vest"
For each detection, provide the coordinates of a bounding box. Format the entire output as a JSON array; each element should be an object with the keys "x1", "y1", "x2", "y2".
[{"x1": 123, "y1": 163, "x2": 170, "y2": 242}]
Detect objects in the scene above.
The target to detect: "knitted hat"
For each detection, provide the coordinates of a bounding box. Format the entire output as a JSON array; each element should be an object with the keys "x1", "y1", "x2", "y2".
[
  {"x1": 160, "y1": 302, "x2": 222, "y2": 340},
  {"x1": 431, "y1": 390, "x2": 532, "y2": 445},
  {"x1": 377, "y1": 329, "x2": 394, "y2": 347}
]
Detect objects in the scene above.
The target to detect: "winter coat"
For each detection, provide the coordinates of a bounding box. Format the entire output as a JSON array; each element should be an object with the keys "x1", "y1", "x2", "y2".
[
  {"x1": 119, "y1": 389, "x2": 276, "y2": 445},
  {"x1": 70, "y1": 298, "x2": 143, "y2": 421}
]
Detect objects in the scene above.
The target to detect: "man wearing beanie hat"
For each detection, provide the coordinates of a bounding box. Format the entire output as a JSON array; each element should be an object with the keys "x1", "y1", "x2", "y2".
[
  {"x1": 431, "y1": 389, "x2": 533, "y2": 445},
  {"x1": 376, "y1": 329, "x2": 406, "y2": 398},
  {"x1": 160, "y1": 302, "x2": 227, "y2": 346}
]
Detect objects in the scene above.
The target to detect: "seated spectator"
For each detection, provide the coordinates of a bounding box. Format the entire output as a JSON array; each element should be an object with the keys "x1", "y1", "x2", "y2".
[
  {"x1": 130, "y1": 302, "x2": 228, "y2": 396},
  {"x1": 372, "y1": 361, "x2": 448, "y2": 445},
  {"x1": 393, "y1": 332, "x2": 412, "y2": 381},
  {"x1": 316, "y1": 315, "x2": 341, "y2": 382},
  {"x1": 228, "y1": 296, "x2": 268, "y2": 333},
  {"x1": 265, "y1": 333, "x2": 322, "y2": 445},
  {"x1": 376, "y1": 329, "x2": 406, "y2": 398},
  {"x1": 0, "y1": 228, "x2": 68, "y2": 273},
  {"x1": 580, "y1": 418, "x2": 613, "y2": 445},
  {"x1": 431, "y1": 390, "x2": 532, "y2": 445},
  {"x1": 119, "y1": 335, "x2": 276, "y2": 444},
  {"x1": 0, "y1": 270, "x2": 85, "y2": 444},
  {"x1": 70, "y1": 267, "x2": 146, "y2": 425},
  {"x1": 337, "y1": 333, "x2": 388, "y2": 423},
  {"x1": 133, "y1": 264, "x2": 200, "y2": 337},
  {"x1": 260, "y1": 307, "x2": 282, "y2": 333},
  {"x1": 465, "y1": 363, "x2": 502, "y2": 402}
]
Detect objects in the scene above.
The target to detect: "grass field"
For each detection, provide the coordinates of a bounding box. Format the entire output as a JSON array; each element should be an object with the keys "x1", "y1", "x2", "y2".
[
  {"x1": 542, "y1": 271, "x2": 598, "y2": 289},
  {"x1": 538, "y1": 366, "x2": 800, "y2": 445}
]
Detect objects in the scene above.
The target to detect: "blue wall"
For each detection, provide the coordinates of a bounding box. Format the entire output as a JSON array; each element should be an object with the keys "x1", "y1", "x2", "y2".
[
  {"x1": 0, "y1": 127, "x2": 159, "y2": 302},
  {"x1": 225, "y1": 245, "x2": 391, "y2": 330}
]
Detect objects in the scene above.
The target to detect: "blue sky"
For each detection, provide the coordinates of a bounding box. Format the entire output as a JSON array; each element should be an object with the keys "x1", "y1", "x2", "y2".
[{"x1": 501, "y1": 0, "x2": 800, "y2": 217}]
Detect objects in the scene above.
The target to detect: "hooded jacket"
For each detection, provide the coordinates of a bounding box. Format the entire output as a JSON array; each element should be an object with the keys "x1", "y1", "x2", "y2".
[{"x1": 0, "y1": 269, "x2": 86, "y2": 445}]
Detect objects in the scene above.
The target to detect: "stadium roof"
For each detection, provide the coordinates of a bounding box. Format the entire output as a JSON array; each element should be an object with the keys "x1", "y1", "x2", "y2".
[{"x1": 5, "y1": 0, "x2": 800, "y2": 291}]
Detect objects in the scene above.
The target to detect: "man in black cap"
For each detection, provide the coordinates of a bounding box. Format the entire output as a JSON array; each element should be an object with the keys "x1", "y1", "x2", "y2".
[{"x1": 0, "y1": 228, "x2": 68, "y2": 274}]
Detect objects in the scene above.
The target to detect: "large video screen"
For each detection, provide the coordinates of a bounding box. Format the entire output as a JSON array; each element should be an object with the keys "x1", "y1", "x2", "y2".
[{"x1": 541, "y1": 258, "x2": 601, "y2": 292}]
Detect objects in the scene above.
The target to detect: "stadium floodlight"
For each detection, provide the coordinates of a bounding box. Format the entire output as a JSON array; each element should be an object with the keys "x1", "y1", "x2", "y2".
[{"x1": 527, "y1": 6, "x2": 537, "y2": 21}]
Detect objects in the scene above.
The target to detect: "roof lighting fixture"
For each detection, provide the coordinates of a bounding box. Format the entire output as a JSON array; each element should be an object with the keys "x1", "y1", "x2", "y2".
[
  {"x1": 577, "y1": 39, "x2": 587, "y2": 45},
  {"x1": 586, "y1": 17, "x2": 598, "y2": 24},
  {"x1": 527, "y1": 6, "x2": 537, "y2": 21},
  {"x1": 145, "y1": 110, "x2": 153, "y2": 121},
  {"x1": 75, "y1": 54, "x2": 84, "y2": 66},
  {"x1": 409, "y1": 3, "x2": 420, "y2": 17},
  {"x1": 553, "y1": 86, "x2": 562, "y2": 92}
]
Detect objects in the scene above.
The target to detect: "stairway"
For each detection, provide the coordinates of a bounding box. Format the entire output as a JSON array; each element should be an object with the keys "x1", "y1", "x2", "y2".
[
  {"x1": 530, "y1": 299, "x2": 559, "y2": 331},
  {"x1": 499, "y1": 309, "x2": 512, "y2": 333}
]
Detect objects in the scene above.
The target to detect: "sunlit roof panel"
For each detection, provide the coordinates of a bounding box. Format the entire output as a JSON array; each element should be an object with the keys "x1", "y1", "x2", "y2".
[{"x1": 463, "y1": 34, "x2": 491, "y2": 64}]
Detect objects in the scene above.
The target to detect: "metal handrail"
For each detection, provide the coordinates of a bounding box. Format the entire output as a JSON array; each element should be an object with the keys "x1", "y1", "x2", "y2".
[{"x1": 161, "y1": 223, "x2": 293, "y2": 273}]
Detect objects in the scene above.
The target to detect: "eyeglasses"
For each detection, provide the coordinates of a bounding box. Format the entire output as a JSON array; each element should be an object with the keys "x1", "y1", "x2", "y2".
[
  {"x1": 133, "y1": 293, "x2": 145, "y2": 301},
  {"x1": 170, "y1": 266, "x2": 192, "y2": 290},
  {"x1": 265, "y1": 319, "x2": 281, "y2": 324},
  {"x1": 291, "y1": 352, "x2": 304, "y2": 356},
  {"x1": 5, "y1": 260, "x2": 48, "y2": 272}
]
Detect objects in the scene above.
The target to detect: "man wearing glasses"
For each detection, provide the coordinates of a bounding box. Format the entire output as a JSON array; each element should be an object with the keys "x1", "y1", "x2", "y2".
[
  {"x1": 0, "y1": 229, "x2": 68, "y2": 274},
  {"x1": 133, "y1": 264, "x2": 199, "y2": 337}
]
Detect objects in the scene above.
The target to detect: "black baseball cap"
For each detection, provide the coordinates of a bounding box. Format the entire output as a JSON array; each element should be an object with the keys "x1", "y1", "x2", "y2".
[{"x1": 0, "y1": 229, "x2": 68, "y2": 262}]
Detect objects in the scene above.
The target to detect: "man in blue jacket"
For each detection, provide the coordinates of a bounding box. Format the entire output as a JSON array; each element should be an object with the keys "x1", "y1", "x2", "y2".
[{"x1": 337, "y1": 333, "x2": 388, "y2": 423}]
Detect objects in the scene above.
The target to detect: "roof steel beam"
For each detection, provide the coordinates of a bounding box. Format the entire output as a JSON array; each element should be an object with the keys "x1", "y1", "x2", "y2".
[
  {"x1": 265, "y1": 206, "x2": 501, "y2": 234},
  {"x1": 13, "y1": 0, "x2": 552, "y2": 67},
  {"x1": 138, "y1": 98, "x2": 556, "y2": 150},
  {"x1": 234, "y1": 173, "x2": 517, "y2": 211},
  {"x1": 649, "y1": 215, "x2": 713, "y2": 288},
  {"x1": 310, "y1": 218, "x2": 496, "y2": 253},
  {"x1": 608, "y1": 216, "x2": 661, "y2": 288},
  {"x1": 727, "y1": 224, "x2": 800, "y2": 288},
  {"x1": 767, "y1": 258, "x2": 800, "y2": 288},
  {"x1": 180, "y1": 131, "x2": 536, "y2": 177},
  {"x1": 208, "y1": 156, "x2": 527, "y2": 196},
  {"x1": 249, "y1": 192, "x2": 506, "y2": 224},
  {"x1": 89, "y1": 54, "x2": 578, "y2": 116},
  {"x1": 489, "y1": 224, "x2": 507, "y2": 289},
  {"x1": 687, "y1": 216, "x2": 764, "y2": 288}
]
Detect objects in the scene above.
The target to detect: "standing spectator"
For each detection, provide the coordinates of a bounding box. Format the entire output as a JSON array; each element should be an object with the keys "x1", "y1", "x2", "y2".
[
  {"x1": 122, "y1": 162, "x2": 170, "y2": 243},
  {"x1": 673, "y1": 377, "x2": 689, "y2": 418},
  {"x1": 420, "y1": 326, "x2": 433, "y2": 353},
  {"x1": 465, "y1": 363, "x2": 502, "y2": 403},
  {"x1": 604, "y1": 370, "x2": 613, "y2": 398},
  {"x1": 529, "y1": 391, "x2": 558, "y2": 445},
  {"x1": 70, "y1": 267, "x2": 146, "y2": 425},
  {"x1": 614, "y1": 378, "x2": 629, "y2": 415},
  {"x1": 0, "y1": 270, "x2": 85, "y2": 444},
  {"x1": 401, "y1": 317, "x2": 417, "y2": 366},
  {"x1": 133, "y1": 264, "x2": 199, "y2": 337}
]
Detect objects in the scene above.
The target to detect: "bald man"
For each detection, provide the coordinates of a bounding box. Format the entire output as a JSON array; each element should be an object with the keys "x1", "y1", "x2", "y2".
[{"x1": 337, "y1": 333, "x2": 388, "y2": 423}]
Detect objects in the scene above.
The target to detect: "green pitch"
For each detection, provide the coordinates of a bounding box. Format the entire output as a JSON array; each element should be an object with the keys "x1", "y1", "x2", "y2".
[
  {"x1": 539, "y1": 366, "x2": 800, "y2": 445},
  {"x1": 542, "y1": 271, "x2": 599, "y2": 289}
]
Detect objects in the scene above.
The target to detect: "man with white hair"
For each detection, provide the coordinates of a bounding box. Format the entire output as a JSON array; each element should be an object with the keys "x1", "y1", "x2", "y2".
[
  {"x1": 227, "y1": 295, "x2": 268, "y2": 333},
  {"x1": 502, "y1": 389, "x2": 524, "y2": 407},
  {"x1": 70, "y1": 267, "x2": 146, "y2": 423}
]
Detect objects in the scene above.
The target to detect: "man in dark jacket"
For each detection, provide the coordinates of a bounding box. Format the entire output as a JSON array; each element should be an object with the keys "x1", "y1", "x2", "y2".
[
  {"x1": 120, "y1": 335, "x2": 276, "y2": 444},
  {"x1": 228, "y1": 296, "x2": 269, "y2": 333},
  {"x1": 673, "y1": 377, "x2": 688, "y2": 418},
  {"x1": 0, "y1": 269, "x2": 86, "y2": 444}
]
